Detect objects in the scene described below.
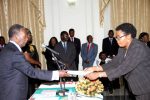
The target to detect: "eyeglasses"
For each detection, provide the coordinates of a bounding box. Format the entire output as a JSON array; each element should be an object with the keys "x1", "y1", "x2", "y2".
[{"x1": 115, "y1": 35, "x2": 127, "y2": 40}]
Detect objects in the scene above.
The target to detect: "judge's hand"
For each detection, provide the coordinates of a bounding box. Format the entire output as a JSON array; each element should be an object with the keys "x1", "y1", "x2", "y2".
[
  {"x1": 84, "y1": 66, "x2": 103, "y2": 72},
  {"x1": 59, "y1": 70, "x2": 69, "y2": 77},
  {"x1": 85, "y1": 71, "x2": 107, "y2": 80},
  {"x1": 85, "y1": 72, "x2": 100, "y2": 80}
]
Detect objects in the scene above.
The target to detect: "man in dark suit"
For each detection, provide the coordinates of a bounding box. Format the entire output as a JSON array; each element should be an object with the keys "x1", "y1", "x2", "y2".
[
  {"x1": 0, "y1": 24, "x2": 68, "y2": 100},
  {"x1": 54, "y1": 31, "x2": 76, "y2": 70},
  {"x1": 85, "y1": 23, "x2": 150, "y2": 100},
  {"x1": 54, "y1": 31, "x2": 77, "y2": 81},
  {"x1": 68, "y1": 28, "x2": 81, "y2": 70},
  {"x1": 102, "y1": 30, "x2": 119, "y2": 58}
]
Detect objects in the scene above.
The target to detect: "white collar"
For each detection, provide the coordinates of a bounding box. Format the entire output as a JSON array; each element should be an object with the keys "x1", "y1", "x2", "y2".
[{"x1": 10, "y1": 40, "x2": 22, "y2": 52}]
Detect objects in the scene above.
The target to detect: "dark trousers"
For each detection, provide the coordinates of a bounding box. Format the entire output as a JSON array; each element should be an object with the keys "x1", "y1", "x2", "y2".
[
  {"x1": 112, "y1": 78, "x2": 120, "y2": 89},
  {"x1": 100, "y1": 78, "x2": 113, "y2": 91}
]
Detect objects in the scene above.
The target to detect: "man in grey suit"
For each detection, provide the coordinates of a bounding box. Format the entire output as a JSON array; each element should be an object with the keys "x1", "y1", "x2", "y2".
[
  {"x1": 81, "y1": 35, "x2": 98, "y2": 69},
  {"x1": 85, "y1": 23, "x2": 150, "y2": 100},
  {"x1": 0, "y1": 24, "x2": 68, "y2": 100}
]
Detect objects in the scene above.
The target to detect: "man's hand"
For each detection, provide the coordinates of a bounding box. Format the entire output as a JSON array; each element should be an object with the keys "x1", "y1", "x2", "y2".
[
  {"x1": 85, "y1": 59, "x2": 90, "y2": 64},
  {"x1": 59, "y1": 70, "x2": 69, "y2": 77}
]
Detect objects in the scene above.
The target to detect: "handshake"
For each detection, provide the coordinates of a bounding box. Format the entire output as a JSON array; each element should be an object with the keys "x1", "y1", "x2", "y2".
[{"x1": 84, "y1": 66, "x2": 107, "y2": 80}]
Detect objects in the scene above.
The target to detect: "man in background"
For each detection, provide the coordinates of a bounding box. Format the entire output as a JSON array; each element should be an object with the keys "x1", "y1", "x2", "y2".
[
  {"x1": 102, "y1": 30, "x2": 119, "y2": 58},
  {"x1": 68, "y1": 28, "x2": 81, "y2": 70},
  {"x1": 81, "y1": 35, "x2": 98, "y2": 69},
  {"x1": 54, "y1": 31, "x2": 77, "y2": 81}
]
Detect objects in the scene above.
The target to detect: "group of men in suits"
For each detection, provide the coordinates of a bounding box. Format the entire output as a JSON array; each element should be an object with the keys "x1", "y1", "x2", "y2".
[
  {"x1": 54, "y1": 29, "x2": 81, "y2": 71},
  {"x1": 54, "y1": 29, "x2": 81, "y2": 81},
  {"x1": 53, "y1": 29, "x2": 98, "y2": 71}
]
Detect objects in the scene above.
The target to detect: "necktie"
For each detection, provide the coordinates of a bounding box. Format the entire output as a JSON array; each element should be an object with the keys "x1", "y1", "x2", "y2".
[
  {"x1": 110, "y1": 38, "x2": 113, "y2": 45},
  {"x1": 87, "y1": 44, "x2": 90, "y2": 53},
  {"x1": 64, "y1": 42, "x2": 67, "y2": 53},
  {"x1": 71, "y1": 37, "x2": 73, "y2": 42}
]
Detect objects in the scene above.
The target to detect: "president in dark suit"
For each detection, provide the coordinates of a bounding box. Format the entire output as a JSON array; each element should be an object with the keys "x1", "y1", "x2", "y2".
[
  {"x1": 68, "y1": 28, "x2": 81, "y2": 70},
  {"x1": 102, "y1": 30, "x2": 119, "y2": 58},
  {"x1": 85, "y1": 23, "x2": 150, "y2": 100},
  {"x1": 0, "y1": 24, "x2": 68, "y2": 100}
]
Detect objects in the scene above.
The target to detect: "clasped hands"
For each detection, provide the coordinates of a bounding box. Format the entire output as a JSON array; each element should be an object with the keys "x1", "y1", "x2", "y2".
[{"x1": 84, "y1": 66, "x2": 107, "y2": 80}]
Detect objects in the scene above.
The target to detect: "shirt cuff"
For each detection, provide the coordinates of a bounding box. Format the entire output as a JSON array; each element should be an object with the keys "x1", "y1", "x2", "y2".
[{"x1": 52, "y1": 71, "x2": 59, "y2": 80}]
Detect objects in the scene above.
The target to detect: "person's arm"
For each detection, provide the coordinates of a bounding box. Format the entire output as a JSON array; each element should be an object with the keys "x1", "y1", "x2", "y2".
[
  {"x1": 105, "y1": 43, "x2": 145, "y2": 81},
  {"x1": 84, "y1": 48, "x2": 124, "y2": 72},
  {"x1": 76, "y1": 38, "x2": 81, "y2": 55},
  {"x1": 52, "y1": 70, "x2": 69, "y2": 80},
  {"x1": 13, "y1": 51, "x2": 68, "y2": 81},
  {"x1": 102, "y1": 47, "x2": 123, "y2": 71},
  {"x1": 23, "y1": 52, "x2": 41, "y2": 67}
]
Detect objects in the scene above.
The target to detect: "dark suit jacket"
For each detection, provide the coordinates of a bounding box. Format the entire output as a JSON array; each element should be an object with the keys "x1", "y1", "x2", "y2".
[
  {"x1": 68, "y1": 37, "x2": 81, "y2": 69},
  {"x1": 103, "y1": 39, "x2": 150, "y2": 95},
  {"x1": 43, "y1": 45, "x2": 59, "y2": 70},
  {"x1": 102, "y1": 37, "x2": 119, "y2": 57},
  {"x1": 0, "y1": 42, "x2": 53, "y2": 100},
  {"x1": 54, "y1": 41, "x2": 76, "y2": 70},
  {"x1": 147, "y1": 41, "x2": 150, "y2": 48}
]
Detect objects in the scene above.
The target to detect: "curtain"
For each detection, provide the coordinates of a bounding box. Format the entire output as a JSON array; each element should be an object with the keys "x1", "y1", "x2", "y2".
[
  {"x1": 111, "y1": 0, "x2": 150, "y2": 37},
  {"x1": 0, "y1": 0, "x2": 46, "y2": 69},
  {"x1": 99, "y1": 0, "x2": 110, "y2": 26}
]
